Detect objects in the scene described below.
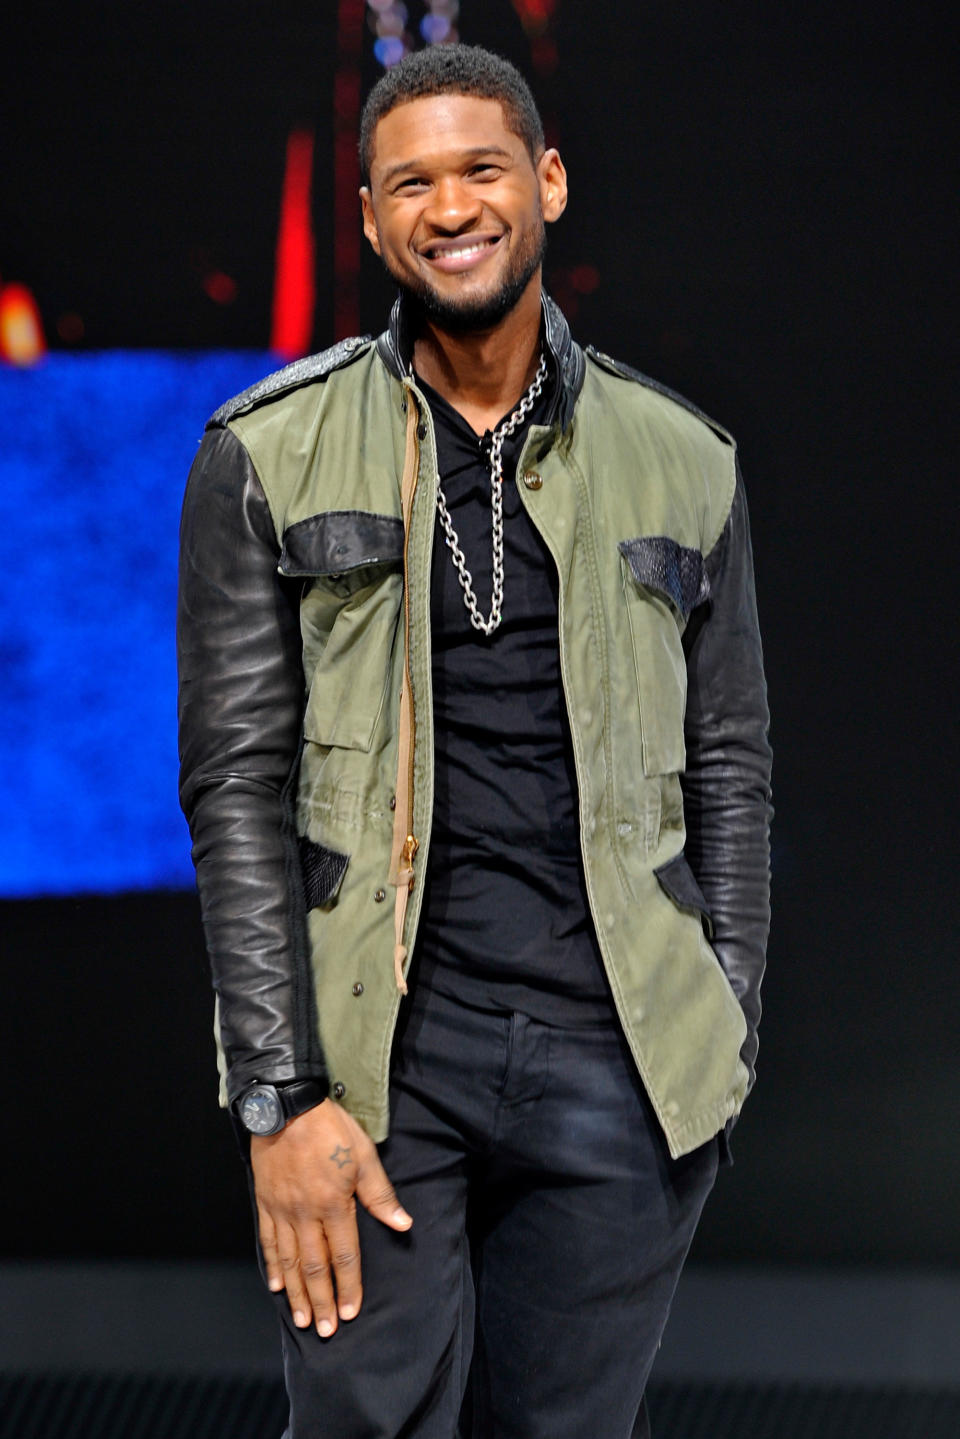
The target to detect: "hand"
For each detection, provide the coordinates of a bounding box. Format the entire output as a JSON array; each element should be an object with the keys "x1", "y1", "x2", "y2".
[{"x1": 250, "y1": 1098, "x2": 412, "y2": 1338}]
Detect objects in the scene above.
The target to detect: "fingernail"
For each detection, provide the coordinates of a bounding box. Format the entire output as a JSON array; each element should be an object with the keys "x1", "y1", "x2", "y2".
[
  {"x1": 339, "y1": 1303, "x2": 357, "y2": 1321},
  {"x1": 294, "y1": 1311, "x2": 308, "y2": 1327},
  {"x1": 268, "y1": 1278, "x2": 284, "y2": 1292},
  {"x1": 318, "y1": 1319, "x2": 335, "y2": 1337},
  {"x1": 394, "y1": 1209, "x2": 413, "y2": 1228}
]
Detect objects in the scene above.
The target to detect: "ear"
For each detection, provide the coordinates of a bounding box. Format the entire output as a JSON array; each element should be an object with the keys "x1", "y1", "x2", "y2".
[
  {"x1": 537, "y1": 149, "x2": 568, "y2": 225},
  {"x1": 360, "y1": 187, "x2": 382, "y2": 256}
]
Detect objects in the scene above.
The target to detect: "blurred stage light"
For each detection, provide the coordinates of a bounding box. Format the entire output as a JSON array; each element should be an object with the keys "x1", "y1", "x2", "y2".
[
  {"x1": 367, "y1": 0, "x2": 411, "y2": 68},
  {"x1": 270, "y1": 129, "x2": 316, "y2": 358},
  {"x1": 374, "y1": 2, "x2": 407, "y2": 37},
  {"x1": 0, "y1": 281, "x2": 46, "y2": 365},
  {"x1": 202, "y1": 271, "x2": 238, "y2": 305},
  {"x1": 511, "y1": 0, "x2": 557, "y2": 29},
  {"x1": 373, "y1": 34, "x2": 407, "y2": 67},
  {"x1": 56, "y1": 312, "x2": 86, "y2": 344}
]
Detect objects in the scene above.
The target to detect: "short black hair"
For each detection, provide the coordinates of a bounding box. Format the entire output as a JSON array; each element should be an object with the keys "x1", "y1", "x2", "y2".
[{"x1": 359, "y1": 44, "x2": 545, "y2": 186}]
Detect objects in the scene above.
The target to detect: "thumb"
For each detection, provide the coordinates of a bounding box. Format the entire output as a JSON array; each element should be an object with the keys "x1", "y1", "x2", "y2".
[{"x1": 356, "y1": 1155, "x2": 413, "y2": 1231}]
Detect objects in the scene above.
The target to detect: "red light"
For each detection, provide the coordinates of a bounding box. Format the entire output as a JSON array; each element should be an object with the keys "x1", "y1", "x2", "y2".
[
  {"x1": 530, "y1": 35, "x2": 558, "y2": 73},
  {"x1": 570, "y1": 264, "x2": 600, "y2": 294},
  {"x1": 510, "y1": 0, "x2": 556, "y2": 30},
  {"x1": 203, "y1": 271, "x2": 238, "y2": 305},
  {"x1": 56, "y1": 312, "x2": 85, "y2": 343},
  {"x1": 270, "y1": 129, "x2": 317, "y2": 358}
]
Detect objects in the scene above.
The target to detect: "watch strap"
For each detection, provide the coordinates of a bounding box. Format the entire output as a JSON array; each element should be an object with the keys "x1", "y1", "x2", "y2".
[{"x1": 276, "y1": 1077, "x2": 329, "y2": 1123}]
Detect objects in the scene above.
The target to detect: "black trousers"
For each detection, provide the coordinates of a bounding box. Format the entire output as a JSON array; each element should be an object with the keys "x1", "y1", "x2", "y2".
[{"x1": 269, "y1": 982, "x2": 718, "y2": 1439}]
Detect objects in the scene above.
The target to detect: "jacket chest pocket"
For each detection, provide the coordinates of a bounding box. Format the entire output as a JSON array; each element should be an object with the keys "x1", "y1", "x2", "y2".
[
  {"x1": 280, "y1": 511, "x2": 405, "y2": 752},
  {"x1": 618, "y1": 536, "x2": 708, "y2": 776}
]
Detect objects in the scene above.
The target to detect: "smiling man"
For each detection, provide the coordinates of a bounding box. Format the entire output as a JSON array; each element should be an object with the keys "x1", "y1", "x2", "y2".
[{"x1": 178, "y1": 44, "x2": 772, "y2": 1439}]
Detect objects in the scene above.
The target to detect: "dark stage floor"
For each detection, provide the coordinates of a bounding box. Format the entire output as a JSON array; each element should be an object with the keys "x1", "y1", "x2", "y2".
[{"x1": 2, "y1": 1264, "x2": 959, "y2": 1437}]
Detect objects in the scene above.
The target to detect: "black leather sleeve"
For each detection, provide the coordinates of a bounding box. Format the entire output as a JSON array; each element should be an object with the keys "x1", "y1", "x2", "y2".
[
  {"x1": 177, "y1": 425, "x2": 327, "y2": 1106},
  {"x1": 682, "y1": 461, "x2": 773, "y2": 1102}
]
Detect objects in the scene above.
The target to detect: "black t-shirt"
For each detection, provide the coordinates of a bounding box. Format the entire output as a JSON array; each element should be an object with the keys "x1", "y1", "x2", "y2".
[{"x1": 413, "y1": 364, "x2": 615, "y2": 1026}]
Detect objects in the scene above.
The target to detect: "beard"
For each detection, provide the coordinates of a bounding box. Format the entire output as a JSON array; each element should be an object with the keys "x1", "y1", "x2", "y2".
[{"x1": 382, "y1": 213, "x2": 546, "y2": 334}]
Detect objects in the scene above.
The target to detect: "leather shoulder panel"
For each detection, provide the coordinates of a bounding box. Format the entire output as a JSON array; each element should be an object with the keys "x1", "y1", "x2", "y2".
[
  {"x1": 208, "y1": 335, "x2": 373, "y2": 428},
  {"x1": 585, "y1": 346, "x2": 733, "y2": 446}
]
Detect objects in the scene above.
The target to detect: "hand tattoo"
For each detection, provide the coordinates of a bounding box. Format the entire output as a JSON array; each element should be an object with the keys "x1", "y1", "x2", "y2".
[{"x1": 329, "y1": 1145, "x2": 352, "y2": 1170}]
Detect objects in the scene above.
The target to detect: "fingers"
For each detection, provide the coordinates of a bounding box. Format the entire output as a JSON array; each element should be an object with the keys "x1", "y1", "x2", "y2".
[
  {"x1": 275, "y1": 1219, "x2": 334, "y2": 1333},
  {"x1": 295, "y1": 1221, "x2": 341, "y2": 1337},
  {"x1": 261, "y1": 1202, "x2": 362, "y2": 1337},
  {"x1": 321, "y1": 1198, "x2": 363, "y2": 1323},
  {"x1": 356, "y1": 1150, "x2": 413, "y2": 1232},
  {"x1": 257, "y1": 1206, "x2": 285, "y2": 1294}
]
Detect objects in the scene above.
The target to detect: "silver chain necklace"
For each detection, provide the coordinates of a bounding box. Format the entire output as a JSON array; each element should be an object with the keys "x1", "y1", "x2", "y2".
[{"x1": 433, "y1": 353, "x2": 548, "y2": 636}]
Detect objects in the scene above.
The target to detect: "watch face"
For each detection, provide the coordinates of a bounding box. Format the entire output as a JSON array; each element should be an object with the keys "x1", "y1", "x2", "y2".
[{"x1": 240, "y1": 1085, "x2": 282, "y2": 1135}]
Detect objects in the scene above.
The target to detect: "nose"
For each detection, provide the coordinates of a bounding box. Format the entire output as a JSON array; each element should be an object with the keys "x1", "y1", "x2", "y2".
[{"x1": 423, "y1": 175, "x2": 482, "y2": 233}]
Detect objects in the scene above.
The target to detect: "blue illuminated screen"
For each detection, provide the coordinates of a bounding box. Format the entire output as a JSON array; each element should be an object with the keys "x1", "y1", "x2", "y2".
[{"x1": 0, "y1": 352, "x2": 276, "y2": 896}]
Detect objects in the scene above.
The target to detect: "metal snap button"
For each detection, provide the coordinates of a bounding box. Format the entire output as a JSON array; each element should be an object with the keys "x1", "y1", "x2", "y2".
[
  {"x1": 417, "y1": 422, "x2": 428, "y2": 441},
  {"x1": 388, "y1": 795, "x2": 396, "y2": 811},
  {"x1": 374, "y1": 887, "x2": 386, "y2": 903},
  {"x1": 352, "y1": 982, "x2": 364, "y2": 997},
  {"x1": 333, "y1": 1082, "x2": 346, "y2": 1100},
  {"x1": 523, "y1": 471, "x2": 543, "y2": 490}
]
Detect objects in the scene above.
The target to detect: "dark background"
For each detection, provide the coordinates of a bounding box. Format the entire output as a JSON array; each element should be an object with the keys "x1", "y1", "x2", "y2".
[{"x1": 4, "y1": 0, "x2": 958, "y2": 1266}]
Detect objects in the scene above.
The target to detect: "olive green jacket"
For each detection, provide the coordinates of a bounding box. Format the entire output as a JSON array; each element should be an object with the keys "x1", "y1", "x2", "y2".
[{"x1": 178, "y1": 296, "x2": 772, "y2": 1160}]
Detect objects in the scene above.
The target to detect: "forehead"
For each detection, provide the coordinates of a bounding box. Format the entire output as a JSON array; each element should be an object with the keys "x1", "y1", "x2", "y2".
[{"x1": 368, "y1": 94, "x2": 526, "y2": 181}]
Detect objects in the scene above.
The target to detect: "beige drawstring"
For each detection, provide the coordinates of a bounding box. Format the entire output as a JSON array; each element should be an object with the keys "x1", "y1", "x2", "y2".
[{"x1": 388, "y1": 392, "x2": 421, "y2": 993}]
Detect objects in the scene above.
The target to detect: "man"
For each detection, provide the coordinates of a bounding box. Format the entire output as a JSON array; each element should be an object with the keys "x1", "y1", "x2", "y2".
[{"x1": 178, "y1": 44, "x2": 771, "y2": 1439}]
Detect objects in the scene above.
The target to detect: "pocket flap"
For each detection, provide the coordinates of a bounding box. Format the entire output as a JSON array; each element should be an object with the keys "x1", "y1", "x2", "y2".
[
  {"x1": 280, "y1": 511, "x2": 404, "y2": 577},
  {"x1": 300, "y1": 837, "x2": 349, "y2": 909},
  {"x1": 619, "y1": 536, "x2": 709, "y2": 621},
  {"x1": 654, "y1": 851, "x2": 714, "y2": 938}
]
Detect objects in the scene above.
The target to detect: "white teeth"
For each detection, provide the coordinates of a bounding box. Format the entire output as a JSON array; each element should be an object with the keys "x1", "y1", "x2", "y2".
[{"x1": 432, "y1": 240, "x2": 491, "y2": 261}]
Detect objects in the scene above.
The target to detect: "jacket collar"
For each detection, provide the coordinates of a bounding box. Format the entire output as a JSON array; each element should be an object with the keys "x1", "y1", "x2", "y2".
[{"x1": 376, "y1": 289, "x2": 585, "y2": 433}]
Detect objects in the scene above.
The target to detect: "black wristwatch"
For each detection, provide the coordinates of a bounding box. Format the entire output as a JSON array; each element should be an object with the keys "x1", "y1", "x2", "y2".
[{"x1": 235, "y1": 1078, "x2": 329, "y2": 1136}]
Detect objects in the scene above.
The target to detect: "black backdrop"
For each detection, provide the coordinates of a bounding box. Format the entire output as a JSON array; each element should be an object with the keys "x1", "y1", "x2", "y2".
[{"x1": 5, "y1": 0, "x2": 958, "y2": 1265}]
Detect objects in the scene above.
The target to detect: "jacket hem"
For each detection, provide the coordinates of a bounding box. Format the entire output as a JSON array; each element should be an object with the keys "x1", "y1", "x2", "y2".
[{"x1": 663, "y1": 1098, "x2": 742, "y2": 1160}]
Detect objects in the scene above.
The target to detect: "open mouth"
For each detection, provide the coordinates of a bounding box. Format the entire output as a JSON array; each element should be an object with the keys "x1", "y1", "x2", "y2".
[{"x1": 421, "y1": 235, "x2": 502, "y2": 273}]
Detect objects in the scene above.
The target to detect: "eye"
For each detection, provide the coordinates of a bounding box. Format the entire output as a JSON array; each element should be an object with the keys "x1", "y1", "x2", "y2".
[
  {"x1": 469, "y1": 164, "x2": 501, "y2": 180},
  {"x1": 394, "y1": 176, "x2": 429, "y2": 194}
]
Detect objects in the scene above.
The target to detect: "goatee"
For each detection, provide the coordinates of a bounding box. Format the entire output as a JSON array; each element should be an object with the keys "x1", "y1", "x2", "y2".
[{"x1": 385, "y1": 223, "x2": 546, "y2": 335}]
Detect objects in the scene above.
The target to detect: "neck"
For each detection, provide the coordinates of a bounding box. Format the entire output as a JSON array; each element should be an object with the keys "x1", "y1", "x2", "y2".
[{"x1": 411, "y1": 274, "x2": 543, "y2": 435}]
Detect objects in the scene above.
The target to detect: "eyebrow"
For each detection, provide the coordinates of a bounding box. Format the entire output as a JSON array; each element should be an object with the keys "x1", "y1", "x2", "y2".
[{"x1": 379, "y1": 145, "x2": 513, "y2": 187}]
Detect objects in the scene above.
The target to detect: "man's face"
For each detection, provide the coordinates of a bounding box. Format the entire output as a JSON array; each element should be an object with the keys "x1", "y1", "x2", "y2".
[{"x1": 360, "y1": 94, "x2": 567, "y2": 332}]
